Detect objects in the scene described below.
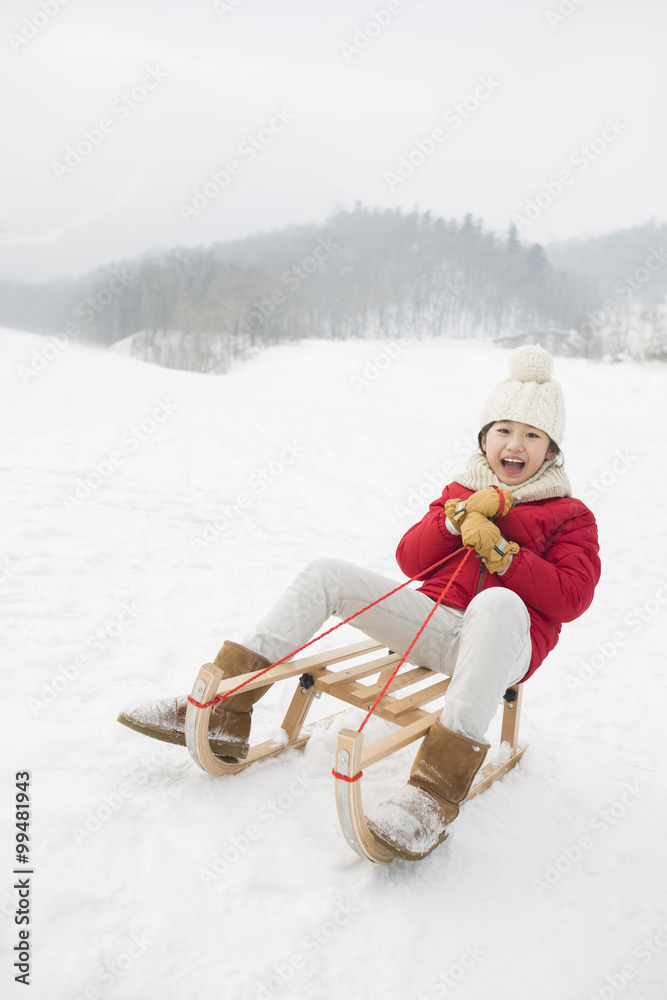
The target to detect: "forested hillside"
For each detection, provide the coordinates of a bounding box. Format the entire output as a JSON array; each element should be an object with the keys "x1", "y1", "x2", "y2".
[{"x1": 2, "y1": 208, "x2": 666, "y2": 370}]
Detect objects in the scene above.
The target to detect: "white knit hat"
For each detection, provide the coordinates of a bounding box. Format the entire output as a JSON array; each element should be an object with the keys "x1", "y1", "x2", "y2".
[{"x1": 481, "y1": 345, "x2": 565, "y2": 445}]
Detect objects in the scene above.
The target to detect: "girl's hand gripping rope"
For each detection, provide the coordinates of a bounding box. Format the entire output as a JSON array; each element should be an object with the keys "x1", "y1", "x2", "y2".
[{"x1": 444, "y1": 486, "x2": 513, "y2": 533}]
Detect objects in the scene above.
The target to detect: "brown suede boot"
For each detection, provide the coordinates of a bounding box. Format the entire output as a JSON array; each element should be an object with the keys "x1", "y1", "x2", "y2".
[
  {"x1": 117, "y1": 641, "x2": 272, "y2": 760},
  {"x1": 206, "y1": 640, "x2": 273, "y2": 757},
  {"x1": 367, "y1": 720, "x2": 490, "y2": 860}
]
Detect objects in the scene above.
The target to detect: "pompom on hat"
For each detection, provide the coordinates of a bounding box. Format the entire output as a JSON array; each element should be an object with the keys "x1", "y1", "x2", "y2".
[{"x1": 480, "y1": 345, "x2": 565, "y2": 446}]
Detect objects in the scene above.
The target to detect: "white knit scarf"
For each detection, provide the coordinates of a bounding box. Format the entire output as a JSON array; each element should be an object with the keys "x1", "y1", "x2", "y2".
[{"x1": 455, "y1": 453, "x2": 572, "y2": 503}]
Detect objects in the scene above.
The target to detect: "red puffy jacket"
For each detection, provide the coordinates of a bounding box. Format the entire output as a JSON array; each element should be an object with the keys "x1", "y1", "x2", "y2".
[{"x1": 396, "y1": 482, "x2": 601, "y2": 681}]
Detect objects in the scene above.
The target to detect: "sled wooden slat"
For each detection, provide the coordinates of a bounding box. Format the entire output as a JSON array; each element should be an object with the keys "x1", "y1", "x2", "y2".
[
  {"x1": 372, "y1": 665, "x2": 432, "y2": 694},
  {"x1": 314, "y1": 653, "x2": 402, "y2": 693},
  {"x1": 311, "y1": 680, "x2": 438, "y2": 726},
  {"x1": 359, "y1": 711, "x2": 441, "y2": 768},
  {"x1": 211, "y1": 661, "x2": 321, "y2": 699},
  {"x1": 290, "y1": 638, "x2": 383, "y2": 670},
  {"x1": 343, "y1": 666, "x2": 431, "y2": 705},
  {"x1": 380, "y1": 677, "x2": 453, "y2": 718},
  {"x1": 208, "y1": 640, "x2": 388, "y2": 700}
]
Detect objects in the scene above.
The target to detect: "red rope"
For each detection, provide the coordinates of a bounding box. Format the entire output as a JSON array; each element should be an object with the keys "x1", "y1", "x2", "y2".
[
  {"x1": 331, "y1": 768, "x2": 363, "y2": 783},
  {"x1": 187, "y1": 546, "x2": 469, "y2": 711},
  {"x1": 356, "y1": 547, "x2": 474, "y2": 733},
  {"x1": 331, "y1": 547, "x2": 474, "y2": 783}
]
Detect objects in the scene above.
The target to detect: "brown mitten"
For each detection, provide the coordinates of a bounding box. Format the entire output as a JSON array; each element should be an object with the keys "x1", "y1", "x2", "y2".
[
  {"x1": 444, "y1": 497, "x2": 468, "y2": 533},
  {"x1": 460, "y1": 511, "x2": 519, "y2": 574},
  {"x1": 445, "y1": 487, "x2": 512, "y2": 534},
  {"x1": 464, "y1": 486, "x2": 513, "y2": 518}
]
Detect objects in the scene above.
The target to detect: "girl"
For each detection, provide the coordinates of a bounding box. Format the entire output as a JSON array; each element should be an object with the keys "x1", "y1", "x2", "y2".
[{"x1": 119, "y1": 345, "x2": 601, "y2": 860}]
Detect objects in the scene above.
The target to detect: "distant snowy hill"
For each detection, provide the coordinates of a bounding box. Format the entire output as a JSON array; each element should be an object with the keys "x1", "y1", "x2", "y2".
[
  {"x1": 2, "y1": 328, "x2": 666, "y2": 1000},
  {"x1": 109, "y1": 328, "x2": 251, "y2": 374}
]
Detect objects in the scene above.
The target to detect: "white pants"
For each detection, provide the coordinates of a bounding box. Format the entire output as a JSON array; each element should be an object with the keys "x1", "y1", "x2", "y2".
[{"x1": 242, "y1": 557, "x2": 531, "y2": 742}]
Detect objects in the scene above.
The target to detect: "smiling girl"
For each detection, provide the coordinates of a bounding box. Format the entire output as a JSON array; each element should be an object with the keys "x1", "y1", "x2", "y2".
[{"x1": 119, "y1": 345, "x2": 600, "y2": 860}]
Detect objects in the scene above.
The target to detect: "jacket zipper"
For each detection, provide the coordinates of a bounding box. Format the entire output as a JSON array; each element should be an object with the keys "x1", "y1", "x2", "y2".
[{"x1": 474, "y1": 559, "x2": 486, "y2": 596}]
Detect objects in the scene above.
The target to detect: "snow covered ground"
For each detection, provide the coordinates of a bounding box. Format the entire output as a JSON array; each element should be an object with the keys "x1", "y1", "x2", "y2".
[{"x1": 2, "y1": 328, "x2": 666, "y2": 1000}]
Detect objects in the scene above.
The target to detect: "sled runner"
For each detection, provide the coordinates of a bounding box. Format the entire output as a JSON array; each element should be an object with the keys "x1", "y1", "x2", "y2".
[{"x1": 185, "y1": 637, "x2": 527, "y2": 864}]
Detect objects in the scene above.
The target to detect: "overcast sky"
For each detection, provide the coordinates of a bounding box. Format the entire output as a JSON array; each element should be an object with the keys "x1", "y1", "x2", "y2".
[{"x1": 1, "y1": 0, "x2": 665, "y2": 282}]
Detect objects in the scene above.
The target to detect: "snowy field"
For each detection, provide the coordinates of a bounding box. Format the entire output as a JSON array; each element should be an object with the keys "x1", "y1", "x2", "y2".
[{"x1": 2, "y1": 328, "x2": 666, "y2": 1000}]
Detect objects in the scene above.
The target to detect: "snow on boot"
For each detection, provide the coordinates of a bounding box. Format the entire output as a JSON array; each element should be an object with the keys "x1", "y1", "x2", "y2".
[
  {"x1": 366, "y1": 720, "x2": 490, "y2": 861},
  {"x1": 117, "y1": 641, "x2": 272, "y2": 760},
  {"x1": 117, "y1": 695, "x2": 248, "y2": 758}
]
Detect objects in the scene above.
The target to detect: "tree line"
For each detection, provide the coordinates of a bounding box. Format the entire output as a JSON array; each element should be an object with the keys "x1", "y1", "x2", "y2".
[{"x1": 1, "y1": 207, "x2": 665, "y2": 370}]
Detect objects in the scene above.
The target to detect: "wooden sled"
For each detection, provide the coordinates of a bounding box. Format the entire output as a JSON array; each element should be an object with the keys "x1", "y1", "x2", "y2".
[{"x1": 185, "y1": 638, "x2": 527, "y2": 863}]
